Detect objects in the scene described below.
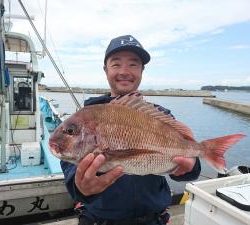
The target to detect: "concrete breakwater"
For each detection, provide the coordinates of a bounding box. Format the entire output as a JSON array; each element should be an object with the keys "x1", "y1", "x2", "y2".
[
  {"x1": 141, "y1": 90, "x2": 215, "y2": 97},
  {"x1": 203, "y1": 98, "x2": 250, "y2": 115},
  {"x1": 40, "y1": 87, "x2": 215, "y2": 97}
]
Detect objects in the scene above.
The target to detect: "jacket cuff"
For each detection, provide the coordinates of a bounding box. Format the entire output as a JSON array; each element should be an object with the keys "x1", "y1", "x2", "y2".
[{"x1": 170, "y1": 157, "x2": 201, "y2": 181}]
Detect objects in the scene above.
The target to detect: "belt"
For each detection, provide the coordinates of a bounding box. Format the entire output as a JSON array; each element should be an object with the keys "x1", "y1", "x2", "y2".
[
  {"x1": 108, "y1": 213, "x2": 158, "y2": 225},
  {"x1": 79, "y1": 212, "x2": 167, "y2": 225},
  {"x1": 76, "y1": 203, "x2": 169, "y2": 225}
]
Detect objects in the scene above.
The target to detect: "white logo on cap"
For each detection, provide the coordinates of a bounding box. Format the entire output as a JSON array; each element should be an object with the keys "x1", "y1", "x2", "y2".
[{"x1": 120, "y1": 36, "x2": 141, "y2": 47}]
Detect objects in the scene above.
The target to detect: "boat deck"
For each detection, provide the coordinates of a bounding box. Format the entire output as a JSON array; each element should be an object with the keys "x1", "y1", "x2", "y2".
[{"x1": 0, "y1": 160, "x2": 49, "y2": 181}]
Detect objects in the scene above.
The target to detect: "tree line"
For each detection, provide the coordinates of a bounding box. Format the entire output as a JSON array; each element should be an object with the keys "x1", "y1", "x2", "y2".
[{"x1": 201, "y1": 86, "x2": 250, "y2": 91}]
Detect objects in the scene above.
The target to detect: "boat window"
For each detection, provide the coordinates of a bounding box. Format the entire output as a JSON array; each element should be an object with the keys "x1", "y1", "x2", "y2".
[{"x1": 13, "y1": 76, "x2": 33, "y2": 112}]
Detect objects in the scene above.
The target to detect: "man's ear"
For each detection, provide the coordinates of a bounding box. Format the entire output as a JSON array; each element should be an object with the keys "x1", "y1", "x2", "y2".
[
  {"x1": 103, "y1": 65, "x2": 107, "y2": 72},
  {"x1": 142, "y1": 65, "x2": 145, "y2": 71}
]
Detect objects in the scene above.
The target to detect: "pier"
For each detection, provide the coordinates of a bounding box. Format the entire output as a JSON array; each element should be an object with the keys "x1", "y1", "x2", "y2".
[
  {"x1": 40, "y1": 86, "x2": 215, "y2": 97},
  {"x1": 141, "y1": 90, "x2": 215, "y2": 97},
  {"x1": 203, "y1": 98, "x2": 250, "y2": 115}
]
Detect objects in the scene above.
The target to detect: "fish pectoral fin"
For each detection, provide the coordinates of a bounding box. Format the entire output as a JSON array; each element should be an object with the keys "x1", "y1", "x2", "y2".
[{"x1": 103, "y1": 148, "x2": 159, "y2": 160}]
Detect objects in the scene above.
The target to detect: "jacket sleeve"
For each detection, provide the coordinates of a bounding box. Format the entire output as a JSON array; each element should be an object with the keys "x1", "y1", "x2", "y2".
[
  {"x1": 169, "y1": 157, "x2": 201, "y2": 181},
  {"x1": 60, "y1": 160, "x2": 100, "y2": 203}
]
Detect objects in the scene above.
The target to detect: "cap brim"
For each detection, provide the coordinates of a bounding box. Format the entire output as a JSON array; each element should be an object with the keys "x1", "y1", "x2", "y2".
[{"x1": 105, "y1": 45, "x2": 150, "y2": 65}]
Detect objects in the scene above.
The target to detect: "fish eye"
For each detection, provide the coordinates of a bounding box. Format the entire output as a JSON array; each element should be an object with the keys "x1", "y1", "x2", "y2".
[{"x1": 63, "y1": 124, "x2": 78, "y2": 136}]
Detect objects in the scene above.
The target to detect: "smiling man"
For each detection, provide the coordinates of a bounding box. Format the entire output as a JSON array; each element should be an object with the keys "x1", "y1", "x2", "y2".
[
  {"x1": 60, "y1": 35, "x2": 201, "y2": 225},
  {"x1": 103, "y1": 35, "x2": 150, "y2": 96},
  {"x1": 104, "y1": 50, "x2": 143, "y2": 96}
]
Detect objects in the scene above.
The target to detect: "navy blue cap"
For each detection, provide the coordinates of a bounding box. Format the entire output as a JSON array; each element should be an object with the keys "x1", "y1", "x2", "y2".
[{"x1": 104, "y1": 35, "x2": 150, "y2": 65}]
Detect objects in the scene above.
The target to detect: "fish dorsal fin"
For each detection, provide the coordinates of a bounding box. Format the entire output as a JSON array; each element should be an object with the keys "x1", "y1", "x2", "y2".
[{"x1": 110, "y1": 92, "x2": 195, "y2": 141}]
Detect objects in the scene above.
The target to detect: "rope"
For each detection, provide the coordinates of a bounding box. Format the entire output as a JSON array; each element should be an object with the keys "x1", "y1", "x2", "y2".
[{"x1": 18, "y1": 0, "x2": 81, "y2": 110}]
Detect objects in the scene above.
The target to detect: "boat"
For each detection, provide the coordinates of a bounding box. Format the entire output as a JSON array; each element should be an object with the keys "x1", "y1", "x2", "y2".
[
  {"x1": 0, "y1": 1, "x2": 75, "y2": 223},
  {"x1": 184, "y1": 173, "x2": 250, "y2": 225}
]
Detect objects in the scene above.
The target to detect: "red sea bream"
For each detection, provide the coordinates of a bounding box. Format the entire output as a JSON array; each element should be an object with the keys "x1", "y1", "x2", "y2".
[{"x1": 49, "y1": 92, "x2": 245, "y2": 175}]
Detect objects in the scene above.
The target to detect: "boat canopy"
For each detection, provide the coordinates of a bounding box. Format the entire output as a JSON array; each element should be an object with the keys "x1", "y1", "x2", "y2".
[
  {"x1": 5, "y1": 34, "x2": 30, "y2": 52},
  {"x1": 4, "y1": 32, "x2": 39, "y2": 70},
  {"x1": 5, "y1": 32, "x2": 35, "y2": 53}
]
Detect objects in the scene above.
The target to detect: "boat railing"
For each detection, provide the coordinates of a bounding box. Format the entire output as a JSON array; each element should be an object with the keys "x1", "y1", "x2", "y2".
[{"x1": 39, "y1": 96, "x2": 63, "y2": 174}]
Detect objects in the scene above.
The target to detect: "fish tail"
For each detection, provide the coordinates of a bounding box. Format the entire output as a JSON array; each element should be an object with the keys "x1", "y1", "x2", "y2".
[{"x1": 201, "y1": 134, "x2": 245, "y2": 173}]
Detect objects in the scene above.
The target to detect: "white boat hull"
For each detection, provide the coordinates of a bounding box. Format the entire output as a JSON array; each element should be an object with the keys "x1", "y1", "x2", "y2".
[{"x1": 0, "y1": 175, "x2": 74, "y2": 218}]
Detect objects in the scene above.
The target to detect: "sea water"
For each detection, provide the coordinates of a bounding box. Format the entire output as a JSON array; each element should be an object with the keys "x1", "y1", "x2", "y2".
[{"x1": 40, "y1": 91, "x2": 250, "y2": 193}]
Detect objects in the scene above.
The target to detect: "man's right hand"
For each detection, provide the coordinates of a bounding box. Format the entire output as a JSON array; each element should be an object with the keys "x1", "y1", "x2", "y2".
[{"x1": 75, "y1": 153, "x2": 124, "y2": 196}]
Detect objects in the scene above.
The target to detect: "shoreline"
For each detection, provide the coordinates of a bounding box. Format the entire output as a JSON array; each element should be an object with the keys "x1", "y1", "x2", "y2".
[{"x1": 39, "y1": 87, "x2": 216, "y2": 97}]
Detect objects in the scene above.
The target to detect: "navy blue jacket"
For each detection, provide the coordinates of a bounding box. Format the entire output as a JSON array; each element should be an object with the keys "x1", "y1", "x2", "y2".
[{"x1": 60, "y1": 94, "x2": 201, "y2": 220}]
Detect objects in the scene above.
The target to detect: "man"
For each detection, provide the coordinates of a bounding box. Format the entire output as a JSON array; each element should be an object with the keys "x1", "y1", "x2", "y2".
[{"x1": 61, "y1": 35, "x2": 201, "y2": 225}]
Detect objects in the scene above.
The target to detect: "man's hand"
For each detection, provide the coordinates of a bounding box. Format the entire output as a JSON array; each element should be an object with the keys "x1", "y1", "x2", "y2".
[
  {"x1": 171, "y1": 157, "x2": 196, "y2": 176},
  {"x1": 75, "y1": 153, "x2": 124, "y2": 196}
]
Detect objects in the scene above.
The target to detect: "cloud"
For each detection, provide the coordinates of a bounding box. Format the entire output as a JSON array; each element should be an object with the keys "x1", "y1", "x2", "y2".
[
  {"x1": 10, "y1": 0, "x2": 250, "y2": 47},
  {"x1": 220, "y1": 77, "x2": 250, "y2": 86},
  {"x1": 210, "y1": 29, "x2": 225, "y2": 35},
  {"x1": 229, "y1": 44, "x2": 250, "y2": 50},
  {"x1": 5, "y1": 0, "x2": 250, "y2": 89}
]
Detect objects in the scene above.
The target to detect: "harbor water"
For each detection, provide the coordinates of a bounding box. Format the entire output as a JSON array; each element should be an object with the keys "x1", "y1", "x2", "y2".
[{"x1": 40, "y1": 91, "x2": 250, "y2": 193}]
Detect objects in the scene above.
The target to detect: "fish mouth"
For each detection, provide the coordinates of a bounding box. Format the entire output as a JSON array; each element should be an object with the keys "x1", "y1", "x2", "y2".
[
  {"x1": 49, "y1": 142, "x2": 62, "y2": 154},
  {"x1": 49, "y1": 142, "x2": 65, "y2": 158},
  {"x1": 49, "y1": 142, "x2": 77, "y2": 163}
]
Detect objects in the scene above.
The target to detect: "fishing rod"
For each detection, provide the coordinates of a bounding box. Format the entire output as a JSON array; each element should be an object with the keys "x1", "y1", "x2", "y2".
[{"x1": 18, "y1": 0, "x2": 81, "y2": 110}]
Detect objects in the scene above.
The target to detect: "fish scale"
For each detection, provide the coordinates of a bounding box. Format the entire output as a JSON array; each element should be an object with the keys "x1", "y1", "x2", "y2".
[
  {"x1": 99, "y1": 105, "x2": 173, "y2": 148},
  {"x1": 49, "y1": 92, "x2": 245, "y2": 175},
  {"x1": 99, "y1": 107, "x2": 168, "y2": 151},
  {"x1": 83, "y1": 105, "x2": 206, "y2": 174}
]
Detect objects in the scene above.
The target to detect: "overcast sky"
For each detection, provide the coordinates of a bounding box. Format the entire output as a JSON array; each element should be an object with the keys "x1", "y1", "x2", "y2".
[{"x1": 5, "y1": 0, "x2": 250, "y2": 90}]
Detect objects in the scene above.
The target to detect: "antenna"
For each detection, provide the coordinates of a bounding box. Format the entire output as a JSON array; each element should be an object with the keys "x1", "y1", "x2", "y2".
[{"x1": 42, "y1": 0, "x2": 47, "y2": 57}]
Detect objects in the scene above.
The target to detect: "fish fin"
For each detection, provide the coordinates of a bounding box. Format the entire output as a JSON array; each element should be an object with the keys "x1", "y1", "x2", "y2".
[
  {"x1": 201, "y1": 134, "x2": 246, "y2": 172},
  {"x1": 110, "y1": 91, "x2": 143, "y2": 105},
  {"x1": 110, "y1": 92, "x2": 195, "y2": 141},
  {"x1": 103, "y1": 148, "x2": 159, "y2": 160}
]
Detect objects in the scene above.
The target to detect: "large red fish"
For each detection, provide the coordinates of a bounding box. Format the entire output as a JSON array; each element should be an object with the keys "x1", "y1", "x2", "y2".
[{"x1": 49, "y1": 92, "x2": 245, "y2": 175}]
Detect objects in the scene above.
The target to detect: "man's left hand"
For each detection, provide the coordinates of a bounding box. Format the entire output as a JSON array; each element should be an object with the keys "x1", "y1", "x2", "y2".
[{"x1": 171, "y1": 157, "x2": 196, "y2": 176}]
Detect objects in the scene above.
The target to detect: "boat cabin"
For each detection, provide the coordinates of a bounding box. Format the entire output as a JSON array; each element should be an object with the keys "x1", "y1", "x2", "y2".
[{"x1": 4, "y1": 32, "x2": 43, "y2": 145}]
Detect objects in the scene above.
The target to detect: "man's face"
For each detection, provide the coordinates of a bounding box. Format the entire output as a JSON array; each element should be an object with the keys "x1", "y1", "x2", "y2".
[{"x1": 104, "y1": 51, "x2": 144, "y2": 96}]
